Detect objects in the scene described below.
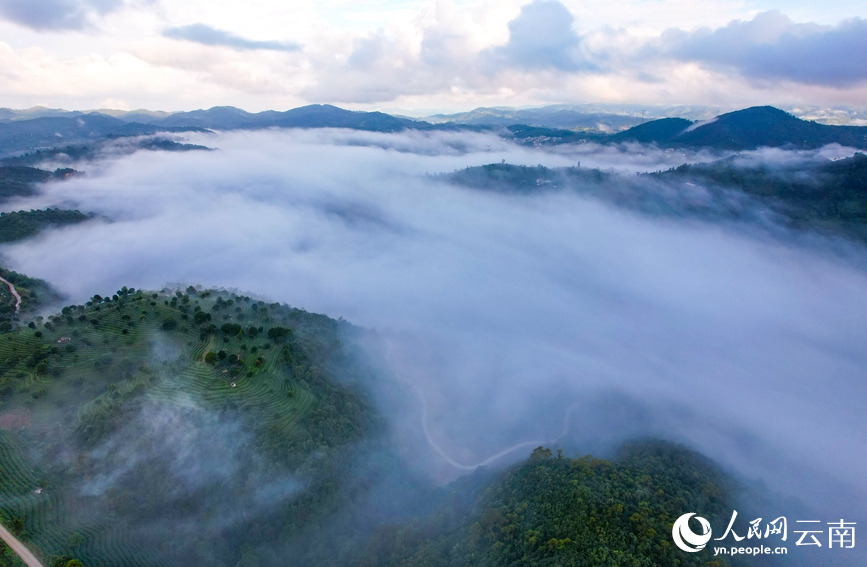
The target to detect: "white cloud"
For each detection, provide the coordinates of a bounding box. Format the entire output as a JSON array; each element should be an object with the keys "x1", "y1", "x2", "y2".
[
  {"x1": 0, "y1": 0, "x2": 865, "y2": 111},
  {"x1": 657, "y1": 11, "x2": 867, "y2": 87},
  {"x1": 162, "y1": 23, "x2": 301, "y2": 52}
]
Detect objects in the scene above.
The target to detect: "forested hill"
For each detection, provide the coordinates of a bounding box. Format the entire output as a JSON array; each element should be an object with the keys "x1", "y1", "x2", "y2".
[
  {"x1": 0, "y1": 139, "x2": 211, "y2": 168},
  {"x1": 154, "y1": 104, "x2": 418, "y2": 132},
  {"x1": 0, "y1": 114, "x2": 206, "y2": 157},
  {"x1": 0, "y1": 166, "x2": 75, "y2": 201},
  {"x1": 652, "y1": 152, "x2": 867, "y2": 242},
  {"x1": 356, "y1": 442, "x2": 738, "y2": 567},
  {"x1": 0, "y1": 209, "x2": 93, "y2": 243},
  {"x1": 613, "y1": 106, "x2": 867, "y2": 150},
  {"x1": 443, "y1": 153, "x2": 867, "y2": 245}
]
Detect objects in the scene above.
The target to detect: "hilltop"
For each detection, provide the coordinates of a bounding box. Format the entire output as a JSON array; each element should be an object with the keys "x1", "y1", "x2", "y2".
[
  {"x1": 613, "y1": 106, "x2": 867, "y2": 150},
  {"x1": 0, "y1": 287, "x2": 380, "y2": 566}
]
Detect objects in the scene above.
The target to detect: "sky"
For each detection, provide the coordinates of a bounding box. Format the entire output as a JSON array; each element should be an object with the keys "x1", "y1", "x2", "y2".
[{"x1": 0, "y1": 0, "x2": 865, "y2": 112}]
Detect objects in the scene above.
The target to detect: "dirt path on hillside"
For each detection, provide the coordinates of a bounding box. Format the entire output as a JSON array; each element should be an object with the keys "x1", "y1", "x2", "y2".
[
  {"x1": 0, "y1": 275, "x2": 22, "y2": 312},
  {"x1": 0, "y1": 523, "x2": 44, "y2": 567},
  {"x1": 385, "y1": 339, "x2": 579, "y2": 470}
]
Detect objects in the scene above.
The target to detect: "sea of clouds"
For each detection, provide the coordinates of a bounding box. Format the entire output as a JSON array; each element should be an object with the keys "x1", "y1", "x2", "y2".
[{"x1": 2, "y1": 129, "x2": 865, "y2": 530}]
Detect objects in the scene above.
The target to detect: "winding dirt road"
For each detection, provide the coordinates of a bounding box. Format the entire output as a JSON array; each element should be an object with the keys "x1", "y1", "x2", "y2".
[
  {"x1": 386, "y1": 340, "x2": 578, "y2": 470},
  {"x1": 0, "y1": 275, "x2": 21, "y2": 312},
  {"x1": 0, "y1": 522, "x2": 44, "y2": 567}
]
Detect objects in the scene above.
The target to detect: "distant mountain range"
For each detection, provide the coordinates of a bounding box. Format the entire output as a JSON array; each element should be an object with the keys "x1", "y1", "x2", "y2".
[
  {"x1": 424, "y1": 107, "x2": 651, "y2": 132},
  {"x1": 0, "y1": 114, "x2": 206, "y2": 157},
  {"x1": 0, "y1": 105, "x2": 425, "y2": 156},
  {"x1": 0, "y1": 103, "x2": 865, "y2": 157}
]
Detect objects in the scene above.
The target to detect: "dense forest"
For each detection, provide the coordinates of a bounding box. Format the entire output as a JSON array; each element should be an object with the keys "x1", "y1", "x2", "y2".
[
  {"x1": 355, "y1": 442, "x2": 736, "y2": 567},
  {"x1": 0, "y1": 167, "x2": 77, "y2": 202},
  {"x1": 0, "y1": 266, "x2": 56, "y2": 320},
  {"x1": 0, "y1": 139, "x2": 210, "y2": 168},
  {"x1": 652, "y1": 152, "x2": 867, "y2": 241},
  {"x1": 0, "y1": 209, "x2": 93, "y2": 243}
]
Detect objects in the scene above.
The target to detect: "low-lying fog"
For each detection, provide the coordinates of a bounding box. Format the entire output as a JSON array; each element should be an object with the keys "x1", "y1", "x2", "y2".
[{"x1": 4, "y1": 129, "x2": 866, "y2": 521}]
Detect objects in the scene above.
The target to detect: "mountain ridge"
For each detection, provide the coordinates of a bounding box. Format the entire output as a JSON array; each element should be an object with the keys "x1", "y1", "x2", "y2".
[
  {"x1": 614, "y1": 106, "x2": 867, "y2": 150},
  {"x1": 1, "y1": 104, "x2": 865, "y2": 158}
]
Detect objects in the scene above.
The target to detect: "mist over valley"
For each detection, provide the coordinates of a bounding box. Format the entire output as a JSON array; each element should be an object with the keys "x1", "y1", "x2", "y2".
[{"x1": 0, "y1": 112, "x2": 863, "y2": 565}]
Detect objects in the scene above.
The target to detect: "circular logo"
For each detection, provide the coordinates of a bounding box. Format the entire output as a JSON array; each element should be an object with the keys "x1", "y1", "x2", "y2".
[{"x1": 672, "y1": 513, "x2": 712, "y2": 553}]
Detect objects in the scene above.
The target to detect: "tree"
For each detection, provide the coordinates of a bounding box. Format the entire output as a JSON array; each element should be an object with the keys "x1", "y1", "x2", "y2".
[
  {"x1": 204, "y1": 351, "x2": 217, "y2": 365},
  {"x1": 221, "y1": 323, "x2": 242, "y2": 336},
  {"x1": 66, "y1": 560, "x2": 84, "y2": 567},
  {"x1": 267, "y1": 326, "x2": 292, "y2": 341},
  {"x1": 10, "y1": 517, "x2": 24, "y2": 534},
  {"x1": 530, "y1": 446, "x2": 553, "y2": 460},
  {"x1": 161, "y1": 318, "x2": 178, "y2": 331}
]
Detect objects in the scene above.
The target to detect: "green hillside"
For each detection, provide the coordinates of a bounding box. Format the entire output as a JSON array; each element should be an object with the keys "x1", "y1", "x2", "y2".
[
  {"x1": 652, "y1": 152, "x2": 867, "y2": 241},
  {"x1": 357, "y1": 443, "x2": 735, "y2": 567},
  {"x1": 0, "y1": 267, "x2": 57, "y2": 320},
  {"x1": 0, "y1": 287, "x2": 379, "y2": 567},
  {"x1": 0, "y1": 209, "x2": 93, "y2": 244},
  {"x1": 444, "y1": 154, "x2": 867, "y2": 245},
  {"x1": 0, "y1": 167, "x2": 77, "y2": 202},
  {"x1": 0, "y1": 140, "x2": 210, "y2": 168}
]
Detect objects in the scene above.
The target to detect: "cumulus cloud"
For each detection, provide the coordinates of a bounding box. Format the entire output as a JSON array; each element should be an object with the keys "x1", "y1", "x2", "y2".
[
  {"x1": 302, "y1": 0, "x2": 595, "y2": 103},
  {"x1": 660, "y1": 11, "x2": 867, "y2": 87},
  {"x1": 0, "y1": 0, "x2": 123, "y2": 30},
  {"x1": 163, "y1": 23, "x2": 301, "y2": 52},
  {"x1": 486, "y1": 0, "x2": 591, "y2": 72}
]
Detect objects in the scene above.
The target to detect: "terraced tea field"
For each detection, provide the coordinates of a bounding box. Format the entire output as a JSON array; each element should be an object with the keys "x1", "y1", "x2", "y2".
[{"x1": 0, "y1": 287, "x2": 375, "y2": 567}]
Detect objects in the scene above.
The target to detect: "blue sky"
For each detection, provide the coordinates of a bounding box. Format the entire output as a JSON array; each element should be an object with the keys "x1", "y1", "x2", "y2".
[{"x1": 0, "y1": 0, "x2": 863, "y2": 111}]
